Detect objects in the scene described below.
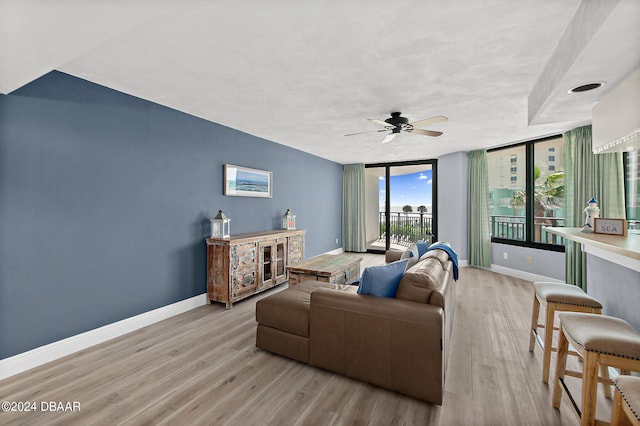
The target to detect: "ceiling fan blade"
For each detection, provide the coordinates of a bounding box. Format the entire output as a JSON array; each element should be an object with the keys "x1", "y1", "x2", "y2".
[
  {"x1": 344, "y1": 129, "x2": 388, "y2": 136},
  {"x1": 367, "y1": 118, "x2": 393, "y2": 128},
  {"x1": 381, "y1": 133, "x2": 397, "y2": 144},
  {"x1": 410, "y1": 115, "x2": 448, "y2": 128},
  {"x1": 412, "y1": 129, "x2": 443, "y2": 137}
]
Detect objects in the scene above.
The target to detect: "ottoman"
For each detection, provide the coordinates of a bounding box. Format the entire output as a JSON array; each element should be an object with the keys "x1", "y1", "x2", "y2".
[{"x1": 256, "y1": 281, "x2": 354, "y2": 363}]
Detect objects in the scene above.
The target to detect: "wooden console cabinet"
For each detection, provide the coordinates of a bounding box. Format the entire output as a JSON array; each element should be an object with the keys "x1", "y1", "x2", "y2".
[{"x1": 206, "y1": 229, "x2": 305, "y2": 308}]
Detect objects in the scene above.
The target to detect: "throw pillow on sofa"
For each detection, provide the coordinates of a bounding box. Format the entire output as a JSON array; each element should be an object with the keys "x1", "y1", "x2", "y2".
[
  {"x1": 416, "y1": 240, "x2": 430, "y2": 257},
  {"x1": 403, "y1": 239, "x2": 431, "y2": 258},
  {"x1": 401, "y1": 243, "x2": 420, "y2": 259},
  {"x1": 357, "y1": 259, "x2": 409, "y2": 298}
]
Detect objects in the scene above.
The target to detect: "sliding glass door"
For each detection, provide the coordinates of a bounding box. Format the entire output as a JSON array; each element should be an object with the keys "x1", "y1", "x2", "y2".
[{"x1": 365, "y1": 161, "x2": 437, "y2": 252}]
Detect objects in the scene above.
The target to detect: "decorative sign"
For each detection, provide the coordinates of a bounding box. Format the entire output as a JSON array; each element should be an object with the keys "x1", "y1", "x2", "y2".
[{"x1": 593, "y1": 218, "x2": 627, "y2": 236}]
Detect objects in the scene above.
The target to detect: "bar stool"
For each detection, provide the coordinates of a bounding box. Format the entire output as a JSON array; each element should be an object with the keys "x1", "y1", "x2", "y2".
[
  {"x1": 552, "y1": 313, "x2": 640, "y2": 426},
  {"x1": 529, "y1": 282, "x2": 603, "y2": 383},
  {"x1": 611, "y1": 375, "x2": 640, "y2": 426}
]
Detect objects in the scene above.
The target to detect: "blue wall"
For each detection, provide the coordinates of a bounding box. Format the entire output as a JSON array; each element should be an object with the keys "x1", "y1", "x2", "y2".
[{"x1": 0, "y1": 72, "x2": 343, "y2": 358}]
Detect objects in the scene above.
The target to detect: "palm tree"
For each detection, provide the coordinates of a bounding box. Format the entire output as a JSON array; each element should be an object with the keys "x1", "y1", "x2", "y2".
[
  {"x1": 417, "y1": 205, "x2": 428, "y2": 213},
  {"x1": 402, "y1": 205, "x2": 413, "y2": 213},
  {"x1": 510, "y1": 167, "x2": 564, "y2": 220}
]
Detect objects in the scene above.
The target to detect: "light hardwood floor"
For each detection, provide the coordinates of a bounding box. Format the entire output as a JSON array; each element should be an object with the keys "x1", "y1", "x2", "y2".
[{"x1": 0, "y1": 254, "x2": 611, "y2": 425}]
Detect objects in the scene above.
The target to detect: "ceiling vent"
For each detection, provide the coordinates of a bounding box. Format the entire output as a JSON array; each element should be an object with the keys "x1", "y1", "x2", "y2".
[{"x1": 568, "y1": 82, "x2": 603, "y2": 93}]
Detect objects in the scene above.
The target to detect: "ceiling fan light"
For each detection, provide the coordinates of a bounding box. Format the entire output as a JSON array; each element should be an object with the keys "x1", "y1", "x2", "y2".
[
  {"x1": 381, "y1": 133, "x2": 397, "y2": 144},
  {"x1": 347, "y1": 112, "x2": 445, "y2": 143}
]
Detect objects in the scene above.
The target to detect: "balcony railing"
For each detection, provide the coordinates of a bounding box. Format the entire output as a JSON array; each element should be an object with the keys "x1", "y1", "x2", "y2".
[
  {"x1": 377, "y1": 213, "x2": 640, "y2": 248},
  {"x1": 490, "y1": 215, "x2": 566, "y2": 245},
  {"x1": 378, "y1": 212, "x2": 433, "y2": 247}
]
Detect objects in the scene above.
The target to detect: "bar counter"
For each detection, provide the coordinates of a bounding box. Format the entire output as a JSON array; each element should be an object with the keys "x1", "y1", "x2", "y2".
[
  {"x1": 545, "y1": 227, "x2": 640, "y2": 270},
  {"x1": 545, "y1": 227, "x2": 640, "y2": 331}
]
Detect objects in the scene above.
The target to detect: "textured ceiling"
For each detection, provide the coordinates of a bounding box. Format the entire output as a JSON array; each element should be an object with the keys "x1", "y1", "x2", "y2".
[{"x1": 1, "y1": 0, "x2": 639, "y2": 164}]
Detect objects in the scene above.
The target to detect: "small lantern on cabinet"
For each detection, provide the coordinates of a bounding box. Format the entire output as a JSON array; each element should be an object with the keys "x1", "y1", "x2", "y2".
[
  {"x1": 282, "y1": 209, "x2": 296, "y2": 230},
  {"x1": 211, "y1": 210, "x2": 231, "y2": 238}
]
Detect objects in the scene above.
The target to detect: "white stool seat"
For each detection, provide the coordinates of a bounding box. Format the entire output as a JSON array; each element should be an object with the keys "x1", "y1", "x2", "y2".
[
  {"x1": 529, "y1": 281, "x2": 602, "y2": 383},
  {"x1": 612, "y1": 375, "x2": 640, "y2": 425},
  {"x1": 534, "y1": 282, "x2": 602, "y2": 309},
  {"x1": 553, "y1": 313, "x2": 640, "y2": 426}
]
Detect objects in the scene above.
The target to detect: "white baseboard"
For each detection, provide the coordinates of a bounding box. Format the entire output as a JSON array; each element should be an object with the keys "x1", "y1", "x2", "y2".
[
  {"x1": 489, "y1": 264, "x2": 564, "y2": 283},
  {"x1": 325, "y1": 247, "x2": 344, "y2": 255},
  {"x1": 0, "y1": 293, "x2": 208, "y2": 381}
]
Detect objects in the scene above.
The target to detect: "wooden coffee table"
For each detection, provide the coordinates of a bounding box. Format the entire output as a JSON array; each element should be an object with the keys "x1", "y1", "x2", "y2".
[{"x1": 287, "y1": 254, "x2": 362, "y2": 286}]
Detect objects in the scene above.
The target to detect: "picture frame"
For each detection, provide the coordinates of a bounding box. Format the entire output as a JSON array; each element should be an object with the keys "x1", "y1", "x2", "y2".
[
  {"x1": 224, "y1": 164, "x2": 272, "y2": 198},
  {"x1": 594, "y1": 218, "x2": 627, "y2": 236}
]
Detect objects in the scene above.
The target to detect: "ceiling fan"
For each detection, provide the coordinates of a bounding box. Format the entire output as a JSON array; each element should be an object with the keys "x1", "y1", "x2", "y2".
[{"x1": 345, "y1": 112, "x2": 447, "y2": 144}]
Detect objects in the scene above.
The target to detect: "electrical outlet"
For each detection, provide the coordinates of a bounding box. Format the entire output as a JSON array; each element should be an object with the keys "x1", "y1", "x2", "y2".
[
  {"x1": 503, "y1": 252, "x2": 508, "y2": 260},
  {"x1": 336, "y1": 238, "x2": 339, "y2": 245},
  {"x1": 527, "y1": 256, "x2": 533, "y2": 264}
]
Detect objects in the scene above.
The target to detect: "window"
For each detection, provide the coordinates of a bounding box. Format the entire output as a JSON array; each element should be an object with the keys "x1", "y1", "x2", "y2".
[
  {"x1": 534, "y1": 139, "x2": 565, "y2": 246},
  {"x1": 364, "y1": 160, "x2": 438, "y2": 252},
  {"x1": 488, "y1": 145, "x2": 526, "y2": 241},
  {"x1": 488, "y1": 136, "x2": 565, "y2": 250},
  {"x1": 624, "y1": 151, "x2": 640, "y2": 230}
]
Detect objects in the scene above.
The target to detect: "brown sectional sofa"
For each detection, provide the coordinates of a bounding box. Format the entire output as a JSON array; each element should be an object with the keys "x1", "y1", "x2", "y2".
[{"x1": 255, "y1": 248, "x2": 456, "y2": 404}]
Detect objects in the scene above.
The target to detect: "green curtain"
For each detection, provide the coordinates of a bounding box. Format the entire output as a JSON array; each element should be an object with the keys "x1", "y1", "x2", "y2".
[
  {"x1": 342, "y1": 163, "x2": 366, "y2": 252},
  {"x1": 467, "y1": 150, "x2": 491, "y2": 268},
  {"x1": 563, "y1": 125, "x2": 625, "y2": 290}
]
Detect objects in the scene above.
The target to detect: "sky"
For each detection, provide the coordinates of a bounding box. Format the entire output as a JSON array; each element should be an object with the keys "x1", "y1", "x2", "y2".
[{"x1": 379, "y1": 169, "x2": 432, "y2": 210}]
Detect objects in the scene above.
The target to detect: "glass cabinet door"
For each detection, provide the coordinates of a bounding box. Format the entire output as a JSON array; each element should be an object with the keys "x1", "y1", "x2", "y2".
[
  {"x1": 275, "y1": 240, "x2": 286, "y2": 283},
  {"x1": 259, "y1": 239, "x2": 288, "y2": 289},
  {"x1": 262, "y1": 244, "x2": 272, "y2": 285}
]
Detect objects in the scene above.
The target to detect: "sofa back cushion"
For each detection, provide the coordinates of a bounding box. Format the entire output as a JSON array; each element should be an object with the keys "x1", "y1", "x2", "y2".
[
  {"x1": 395, "y1": 257, "x2": 445, "y2": 305},
  {"x1": 420, "y1": 249, "x2": 449, "y2": 268}
]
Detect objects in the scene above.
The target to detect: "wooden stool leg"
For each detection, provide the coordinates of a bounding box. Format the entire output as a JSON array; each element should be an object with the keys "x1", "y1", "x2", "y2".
[
  {"x1": 581, "y1": 352, "x2": 599, "y2": 426},
  {"x1": 553, "y1": 329, "x2": 569, "y2": 408},
  {"x1": 529, "y1": 293, "x2": 540, "y2": 352},
  {"x1": 542, "y1": 303, "x2": 555, "y2": 383},
  {"x1": 610, "y1": 389, "x2": 623, "y2": 426}
]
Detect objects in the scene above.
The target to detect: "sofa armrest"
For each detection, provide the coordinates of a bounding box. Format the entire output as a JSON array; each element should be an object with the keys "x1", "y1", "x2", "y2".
[
  {"x1": 385, "y1": 249, "x2": 403, "y2": 263},
  {"x1": 309, "y1": 289, "x2": 446, "y2": 404}
]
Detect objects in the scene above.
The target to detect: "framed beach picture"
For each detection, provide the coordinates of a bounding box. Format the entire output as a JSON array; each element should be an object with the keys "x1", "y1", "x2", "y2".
[{"x1": 224, "y1": 164, "x2": 272, "y2": 198}]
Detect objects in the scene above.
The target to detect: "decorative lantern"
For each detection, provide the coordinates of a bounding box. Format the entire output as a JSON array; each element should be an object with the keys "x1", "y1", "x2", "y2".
[
  {"x1": 211, "y1": 210, "x2": 231, "y2": 238},
  {"x1": 582, "y1": 198, "x2": 600, "y2": 232},
  {"x1": 282, "y1": 209, "x2": 296, "y2": 230}
]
